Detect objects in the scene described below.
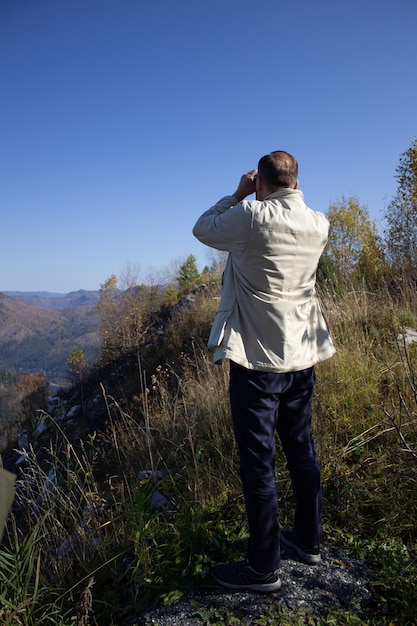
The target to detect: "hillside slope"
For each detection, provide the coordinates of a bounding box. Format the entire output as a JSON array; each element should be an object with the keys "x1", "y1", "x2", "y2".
[{"x1": 0, "y1": 293, "x2": 100, "y2": 384}]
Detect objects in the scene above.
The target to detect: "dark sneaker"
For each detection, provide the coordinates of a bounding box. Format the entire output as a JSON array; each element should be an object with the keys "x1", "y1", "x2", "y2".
[
  {"x1": 212, "y1": 559, "x2": 281, "y2": 592},
  {"x1": 280, "y1": 528, "x2": 321, "y2": 564}
]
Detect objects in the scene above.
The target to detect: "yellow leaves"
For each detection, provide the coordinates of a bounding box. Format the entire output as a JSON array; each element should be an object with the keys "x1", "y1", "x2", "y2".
[{"x1": 327, "y1": 195, "x2": 382, "y2": 283}]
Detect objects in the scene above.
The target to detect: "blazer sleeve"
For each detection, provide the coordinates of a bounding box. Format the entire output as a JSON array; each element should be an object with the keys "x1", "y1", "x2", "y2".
[{"x1": 193, "y1": 195, "x2": 251, "y2": 254}]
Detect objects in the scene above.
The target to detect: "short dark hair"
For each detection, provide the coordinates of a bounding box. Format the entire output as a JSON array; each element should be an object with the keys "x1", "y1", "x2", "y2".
[{"x1": 258, "y1": 151, "x2": 298, "y2": 188}]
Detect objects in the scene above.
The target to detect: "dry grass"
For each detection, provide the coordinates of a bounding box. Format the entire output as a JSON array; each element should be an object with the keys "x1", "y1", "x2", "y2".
[
  {"x1": 2, "y1": 280, "x2": 417, "y2": 623},
  {"x1": 313, "y1": 285, "x2": 417, "y2": 541}
]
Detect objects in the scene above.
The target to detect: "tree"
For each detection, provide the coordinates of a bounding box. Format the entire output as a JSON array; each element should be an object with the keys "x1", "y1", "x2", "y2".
[
  {"x1": 326, "y1": 195, "x2": 382, "y2": 286},
  {"x1": 97, "y1": 273, "x2": 164, "y2": 362},
  {"x1": 67, "y1": 349, "x2": 88, "y2": 384},
  {"x1": 163, "y1": 283, "x2": 179, "y2": 307},
  {"x1": 67, "y1": 348, "x2": 88, "y2": 415},
  {"x1": 316, "y1": 253, "x2": 343, "y2": 293},
  {"x1": 383, "y1": 138, "x2": 417, "y2": 277},
  {"x1": 97, "y1": 275, "x2": 119, "y2": 359},
  {"x1": 177, "y1": 254, "x2": 200, "y2": 291}
]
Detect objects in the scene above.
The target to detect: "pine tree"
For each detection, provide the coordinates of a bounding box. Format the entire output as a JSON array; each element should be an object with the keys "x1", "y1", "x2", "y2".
[
  {"x1": 384, "y1": 138, "x2": 417, "y2": 277},
  {"x1": 177, "y1": 254, "x2": 200, "y2": 291}
]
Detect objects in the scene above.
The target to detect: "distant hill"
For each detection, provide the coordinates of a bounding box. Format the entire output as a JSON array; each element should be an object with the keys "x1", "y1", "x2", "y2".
[
  {"x1": 0, "y1": 292, "x2": 101, "y2": 385},
  {"x1": 4, "y1": 290, "x2": 100, "y2": 310}
]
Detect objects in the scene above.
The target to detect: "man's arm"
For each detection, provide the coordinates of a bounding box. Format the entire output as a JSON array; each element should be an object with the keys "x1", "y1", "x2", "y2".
[{"x1": 192, "y1": 170, "x2": 257, "y2": 252}]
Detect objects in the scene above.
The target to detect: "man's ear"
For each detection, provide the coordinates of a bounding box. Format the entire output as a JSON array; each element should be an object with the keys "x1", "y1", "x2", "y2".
[
  {"x1": 257, "y1": 176, "x2": 263, "y2": 190},
  {"x1": 256, "y1": 175, "x2": 265, "y2": 200},
  {"x1": 293, "y1": 180, "x2": 299, "y2": 189}
]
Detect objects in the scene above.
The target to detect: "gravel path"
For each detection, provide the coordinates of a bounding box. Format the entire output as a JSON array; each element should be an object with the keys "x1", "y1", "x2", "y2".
[{"x1": 137, "y1": 544, "x2": 373, "y2": 625}]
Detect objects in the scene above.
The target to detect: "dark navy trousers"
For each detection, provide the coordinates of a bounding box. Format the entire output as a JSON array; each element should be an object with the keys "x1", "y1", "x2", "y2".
[{"x1": 229, "y1": 361, "x2": 322, "y2": 572}]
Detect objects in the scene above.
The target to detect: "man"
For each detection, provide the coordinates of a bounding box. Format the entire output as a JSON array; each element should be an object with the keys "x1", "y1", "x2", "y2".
[{"x1": 193, "y1": 151, "x2": 335, "y2": 592}]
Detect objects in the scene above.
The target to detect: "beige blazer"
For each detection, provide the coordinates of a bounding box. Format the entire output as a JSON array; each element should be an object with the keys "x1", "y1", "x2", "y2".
[{"x1": 193, "y1": 189, "x2": 336, "y2": 372}]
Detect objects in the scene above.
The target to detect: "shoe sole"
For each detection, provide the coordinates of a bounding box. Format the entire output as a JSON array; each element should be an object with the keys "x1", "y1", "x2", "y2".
[
  {"x1": 281, "y1": 533, "x2": 321, "y2": 565},
  {"x1": 212, "y1": 572, "x2": 282, "y2": 593}
]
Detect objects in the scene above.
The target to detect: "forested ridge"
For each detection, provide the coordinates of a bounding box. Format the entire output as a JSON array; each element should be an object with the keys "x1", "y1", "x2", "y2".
[{"x1": 0, "y1": 292, "x2": 100, "y2": 383}]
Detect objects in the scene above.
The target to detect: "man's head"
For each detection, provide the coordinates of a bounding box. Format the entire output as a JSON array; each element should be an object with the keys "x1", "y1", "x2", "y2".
[{"x1": 256, "y1": 151, "x2": 298, "y2": 199}]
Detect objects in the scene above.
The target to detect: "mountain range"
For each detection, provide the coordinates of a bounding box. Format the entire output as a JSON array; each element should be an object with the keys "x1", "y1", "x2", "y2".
[
  {"x1": 4, "y1": 290, "x2": 100, "y2": 310},
  {"x1": 0, "y1": 291, "x2": 101, "y2": 385}
]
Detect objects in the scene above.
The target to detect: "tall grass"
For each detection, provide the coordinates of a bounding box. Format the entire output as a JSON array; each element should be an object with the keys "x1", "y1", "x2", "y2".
[
  {"x1": 1, "y1": 282, "x2": 417, "y2": 624},
  {"x1": 313, "y1": 286, "x2": 417, "y2": 539}
]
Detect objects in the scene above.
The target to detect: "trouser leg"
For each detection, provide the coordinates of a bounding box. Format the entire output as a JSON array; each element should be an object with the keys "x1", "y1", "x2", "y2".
[
  {"x1": 276, "y1": 367, "x2": 322, "y2": 547},
  {"x1": 229, "y1": 361, "x2": 322, "y2": 571},
  {"x1": 229, "y1": 362, "x2": 284, "y2": 572}
]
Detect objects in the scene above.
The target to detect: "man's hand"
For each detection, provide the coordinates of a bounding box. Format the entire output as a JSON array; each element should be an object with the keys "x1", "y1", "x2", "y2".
[{"x1": 232, "y1": 169, "x2": 258, "y2": 202}]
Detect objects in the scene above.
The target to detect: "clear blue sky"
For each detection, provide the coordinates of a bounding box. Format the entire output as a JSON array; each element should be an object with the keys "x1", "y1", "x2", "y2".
[{"x1": 1, "y1": 0, "x2": 416, "y2": 293}]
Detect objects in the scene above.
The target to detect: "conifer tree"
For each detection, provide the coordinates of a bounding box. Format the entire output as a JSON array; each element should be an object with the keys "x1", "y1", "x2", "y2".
[
  {"x1": 384, "y1": 138, "x2": 417, "y2": 277},
  {"x1": 177, "y1": 254, "x2": 200, "y2": 291}
]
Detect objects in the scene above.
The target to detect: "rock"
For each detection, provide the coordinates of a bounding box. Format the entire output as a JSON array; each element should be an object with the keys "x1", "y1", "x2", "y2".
[
  {"x1": 33, "y1": 420, "x2": 48, "y2": 439},
  {"x1": 397, "y1": 327, "x2": 417, "y2": 345},
  {"x1": 17, "y1": 431, "x2": 30, "y2": 450},
  {"x1": 66, "y1": 405, "x2": 81, "y2": 419},
  {"x1": 137, "y1": 544, "x2": 373, "y2": 625}
]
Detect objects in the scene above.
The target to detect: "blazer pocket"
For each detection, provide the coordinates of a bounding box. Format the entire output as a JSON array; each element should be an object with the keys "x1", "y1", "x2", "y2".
[
  {"x1": 207, "y1": 308, "x2": 233, "y2": 349},
  {"x1": 295, "y1": 299, "x2": 312, "y2": 321}
]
